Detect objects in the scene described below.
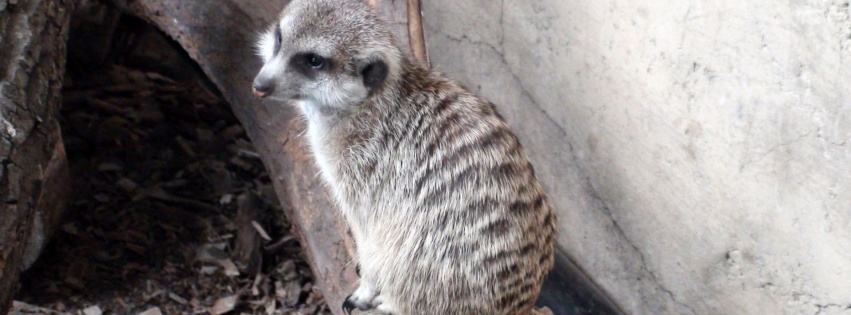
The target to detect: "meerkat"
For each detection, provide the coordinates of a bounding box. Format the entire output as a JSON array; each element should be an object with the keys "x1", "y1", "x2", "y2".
[{"x1": 252, "y1": 0, "x2": 556, "y2": 314}]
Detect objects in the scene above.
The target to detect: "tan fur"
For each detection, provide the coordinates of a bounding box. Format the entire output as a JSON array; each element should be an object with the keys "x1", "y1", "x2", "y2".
[{"x1": 253, "y1": 1, "x2": 556, "y2": 314}]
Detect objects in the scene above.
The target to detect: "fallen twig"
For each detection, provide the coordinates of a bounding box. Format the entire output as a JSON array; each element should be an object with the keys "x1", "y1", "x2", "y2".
[{"x1": 407, "y1": 0, "x2": 429, "y2": 66}]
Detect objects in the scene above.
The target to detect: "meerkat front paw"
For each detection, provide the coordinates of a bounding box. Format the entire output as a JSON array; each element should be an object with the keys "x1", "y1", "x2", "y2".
[{"x1": 342, "y1": 283, "x2": 378, "y2": 314}]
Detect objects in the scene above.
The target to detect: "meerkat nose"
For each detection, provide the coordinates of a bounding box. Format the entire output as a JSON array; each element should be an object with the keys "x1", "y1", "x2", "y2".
[{"x1": 252, "y1": 81, "x2": 273, "y2": 98}]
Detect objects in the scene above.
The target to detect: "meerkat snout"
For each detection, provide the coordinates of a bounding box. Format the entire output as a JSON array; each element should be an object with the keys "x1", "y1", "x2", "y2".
[
  {"x1": 252, "y1": 79, "x2": 272, "y2": 98},
  {"x1": 255, "y1": 0, "x2": 556, "y2": 314}
]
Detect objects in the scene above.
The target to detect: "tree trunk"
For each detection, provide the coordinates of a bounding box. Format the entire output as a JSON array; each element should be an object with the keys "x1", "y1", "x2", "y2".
[{"x1": 0, "y1": 0, "x2": 73, "y2": 313}]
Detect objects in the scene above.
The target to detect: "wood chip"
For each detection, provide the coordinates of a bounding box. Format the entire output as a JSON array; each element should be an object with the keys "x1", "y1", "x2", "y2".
[
  {"x1": 61, "y1": 223, "x2": 79, "y2": 235},
  {"x1": 196, "y1": 243, "x2": 229, "y2": 262},
  {"x1": 219, "y1": 258, "x2": 240, "y2": 277},
  {"x1": 210, "y1": 295, "x2": 239, "y2": 315},
  {"x1": 168, "y1": 292, "x2": 189, "y2": 305},
  {"x1": 264, "y1": 297, "x2": 276, "y2": 315},
  {"x1": 219, "y1": 194, "x2": 234, "y2": 205},
  {"x1": 63, "y1": 277, "x2": 85, "y2": 290},
  {"x1": 228, "y1": 156, "x2": 253, "y2": 171},
  {"x1": 86, "y1": 98, "x2": 129, "y2": 114},
  {"x1": 11, "y1": 301, "x2": 70, "y2": 315},
  {"x1": 251, "y1": 274, "x2": 263, "y2": 296},
  {"x1": 82, "y1": 306, "x2": 102, "y2": 315},
  {"x1": 93, "y1": 193, "x2": 110, "y2": 203},
  {"x1": 221, "y1": 125, "x2": 244, "y2": 137},
  {"x1": 138, "y1": 101, "x2": 165, "y2": 122},
  {"x1": 143, "y1": 289, "x2": 163, "y2": 302},
  {"x1": 116, "y1": 177, "x2": 139, "y2": 192},
  {"x1": 175, "y1": 136, "x2": 196, "y2": 157},
  {"x1": 264, "y1": 235, "x2": 296, "y2": 252},
  {"x1": 532, "y1": 307, "x2": 555, "y2": 315},
  {"x1": 97, "y1": 162, "x2": 123, "y2": 172},
  {"x1": 282, "y1": 281, "x2": 301, "y2": 306},
  {"x1": 277, "y1": 260, "x2": 298, "y2": 282},
  {"x1": 137, "y1": 307, "x2": 163, "y2": 315},
  {"x1": 251, "y1": 221, "x2": 272, "y2": 241},
  {"x1": 199, "y1": 265, "x2": 220, "y2": 275}
]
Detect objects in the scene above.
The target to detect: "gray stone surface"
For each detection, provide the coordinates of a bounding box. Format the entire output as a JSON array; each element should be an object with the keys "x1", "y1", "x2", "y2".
[{"x1": 423, "y1": 1, "x2": 851, "y2": 314}]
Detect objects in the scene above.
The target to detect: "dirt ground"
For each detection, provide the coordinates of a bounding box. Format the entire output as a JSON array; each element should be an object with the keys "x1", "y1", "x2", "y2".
[{"x1": 12, "y1": 7, "x2": 330, "y2": 315}]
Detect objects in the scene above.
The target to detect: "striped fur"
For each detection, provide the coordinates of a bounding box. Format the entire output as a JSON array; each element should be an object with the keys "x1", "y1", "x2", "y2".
[{"x1": 253, "y1": 1, "x2": 555, "y2": 314}]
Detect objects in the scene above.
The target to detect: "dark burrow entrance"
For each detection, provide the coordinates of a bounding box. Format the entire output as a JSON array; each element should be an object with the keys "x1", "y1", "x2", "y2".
[{"x1": 13, "y1": 3, "x2": 329, "y2": 314}]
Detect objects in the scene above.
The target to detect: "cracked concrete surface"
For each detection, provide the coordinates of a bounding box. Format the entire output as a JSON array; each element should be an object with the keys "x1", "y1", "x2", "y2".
[{"x1": 423, "y1": 0, "x2": 851, "y2": 314}]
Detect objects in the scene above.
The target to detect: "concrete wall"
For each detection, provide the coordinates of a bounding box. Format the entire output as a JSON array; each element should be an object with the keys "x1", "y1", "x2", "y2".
[{"x1": 422, "y1": 1, "x2": 851, "y2": 314}]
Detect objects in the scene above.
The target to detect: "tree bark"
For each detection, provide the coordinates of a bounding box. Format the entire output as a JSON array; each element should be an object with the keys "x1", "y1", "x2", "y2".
[{"x1": 0, "y1": 0, "x2": 73, "y2": 313}]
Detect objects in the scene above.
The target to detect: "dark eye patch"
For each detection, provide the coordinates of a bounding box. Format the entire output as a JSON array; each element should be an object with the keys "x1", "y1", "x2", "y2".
[
  {"x1": 306, "y1": 53, "x2": 324, "y2": 68},
  {"x1": 290, "y1": 52, "x2": 331, "y2": 78}
]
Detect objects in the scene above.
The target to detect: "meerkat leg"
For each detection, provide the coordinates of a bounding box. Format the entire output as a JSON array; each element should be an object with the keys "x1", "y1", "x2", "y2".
[{"x1": 342, "y1": 281, "x2": 379, "y2": 314}]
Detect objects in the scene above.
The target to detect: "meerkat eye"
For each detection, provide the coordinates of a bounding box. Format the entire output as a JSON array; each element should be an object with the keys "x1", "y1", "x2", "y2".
[
  {"x1": 306, "y1": 53, "x2": 325, "y2": 69},
  {"x1": 290, "y1": 52, "x2": 329, "y2": 77},
  {"x1": 274, "y1": 27, "x2": 282, "y2": 52}
]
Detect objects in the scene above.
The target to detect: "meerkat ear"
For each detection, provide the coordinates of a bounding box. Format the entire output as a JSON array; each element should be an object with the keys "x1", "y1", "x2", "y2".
[{"x1": 361, "y1": 58, "x2": 389, "y2": 93}]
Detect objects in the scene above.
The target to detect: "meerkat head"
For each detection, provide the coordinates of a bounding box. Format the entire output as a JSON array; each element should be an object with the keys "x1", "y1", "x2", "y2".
[{"x1": 252, "y1": 0, "x2": 401, "y2": 117}]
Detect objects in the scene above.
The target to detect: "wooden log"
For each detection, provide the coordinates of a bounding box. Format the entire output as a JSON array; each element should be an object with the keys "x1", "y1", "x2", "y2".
[
  {"x1": 0, "y1": 0, "x2": 74, "y2": 313},
  {"x1": 103, "y1": 1, "x2": 415, "y2": 314}
]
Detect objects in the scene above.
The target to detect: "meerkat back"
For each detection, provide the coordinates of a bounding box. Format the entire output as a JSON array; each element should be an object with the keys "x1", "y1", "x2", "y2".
[{"x1": 252, "y1": 0, "x2": 556, "y2": 314}]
